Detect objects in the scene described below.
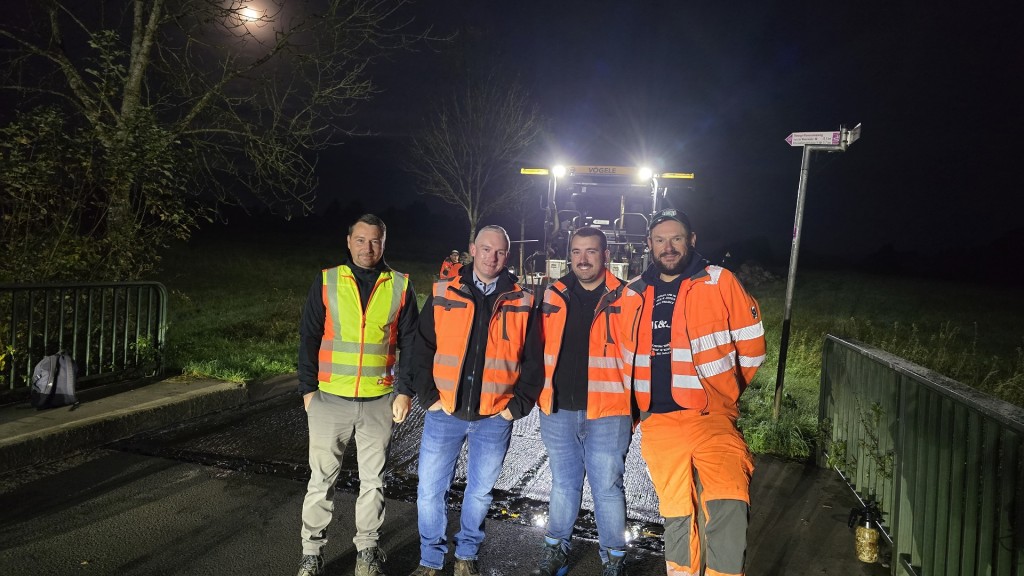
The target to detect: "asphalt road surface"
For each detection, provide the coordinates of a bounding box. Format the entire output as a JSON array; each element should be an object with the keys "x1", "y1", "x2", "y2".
[{"x1": 0, "y1": 393, "x2": 890, "y2": 575}]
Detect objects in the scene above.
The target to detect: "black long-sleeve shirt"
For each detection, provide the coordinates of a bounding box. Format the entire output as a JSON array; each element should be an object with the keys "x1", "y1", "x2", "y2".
[
  {"x1": 297, "y1": 257, "x2": 419, "y2": 397},
  {"x1": 411, "y1": 266, "x2": 543, "y2": 420},
  {"x1": 550, "y1": 274, "x2": 605, "y2": 412}
]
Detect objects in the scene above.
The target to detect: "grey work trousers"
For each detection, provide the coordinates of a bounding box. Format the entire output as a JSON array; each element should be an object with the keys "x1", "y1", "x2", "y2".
[{"x1": 301, "y1": 390, "x2": 394, "y2": 556}]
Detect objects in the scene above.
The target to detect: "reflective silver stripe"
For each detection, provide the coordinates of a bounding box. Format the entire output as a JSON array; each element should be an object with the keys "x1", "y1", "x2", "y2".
[
  {"x1": 621, "y1": 344, "x2": 650, "y2": 367},
  {"x1": 435, "y1": 377, "x2": 456, "y2": 391},
  {"x1": 690, "y1": 329, "x2": 731, "y2": 353},
  {"x1": 588, "y1": 356, "x2": 620, "y2": 369},
  {"x1": 589, "y1": 380, "x2": 625, "y2": 393},
  {"x1": 632, "y1": 378, "x2": 651, "y2": 393},
  {"x1": 671, "y1": 373, "x2": 702, "y2": 390},
  {"x1": 739, "y1": 354, "x2": 765, "y2": 367},
  {"x1": 388, "y1": 274, "x2": 407, "y2": 321},
  {"x1": 696, "y1": 354, "x2": 736, "y2": 378},
  {"x1": 482, "y1": 381, "x2": 515, "y2": 394},
  {"x1": 731, "y1": 322, "x2": 764, "y2": 342},
  {"x1": 320, "y1": 364, "x2": 385, "y2": 377},
  {"x1": 434, "y1": 296, "x2": 468, "y2": 309},
  {"x1": 671, "y1": 348, "x2": 692, "y2": 362},
  {"x1": 435, "y1": 353, "x2": 461, "y2": 367},
  {"x1": 543, "y1": 377, "x2": 553, "y2": 389},
  {"x1": 484, "y1": 357, "x2": 520, "y2": 373},
  {"x1": 320, "y1": 340, "x2": 390, "y2": 355},
  {"x1": 544, "y1": 353, "x2": 557, "y2": 366},
  {"x1": 324, "y1": 269, "x2": 346, "y2": 333}
]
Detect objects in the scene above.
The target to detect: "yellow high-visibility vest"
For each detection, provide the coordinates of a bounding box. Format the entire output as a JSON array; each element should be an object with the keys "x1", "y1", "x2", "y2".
[{"x1": 318, "y1": 265, "x2": 409, "y2": 398}]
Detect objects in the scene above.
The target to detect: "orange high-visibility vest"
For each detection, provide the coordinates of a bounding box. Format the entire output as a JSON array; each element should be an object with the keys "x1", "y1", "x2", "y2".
[
  {"x1": 536, "y1": 269, "x2": 628, "y2": 419},
  {"x1": 318, "y1": 265, "x2": 409, "y2": 398},
  {"x1": 431, "y1": 275, "x2": 534, "y2": 415},
  {"x1": 615, "y1": 265, "x2": 765, "y2": 420}
]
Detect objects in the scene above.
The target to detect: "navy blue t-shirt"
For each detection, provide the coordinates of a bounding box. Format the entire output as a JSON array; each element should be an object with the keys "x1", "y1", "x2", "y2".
[{"x1": 649, "y1": 275, "x2": 685, "y2": 413}]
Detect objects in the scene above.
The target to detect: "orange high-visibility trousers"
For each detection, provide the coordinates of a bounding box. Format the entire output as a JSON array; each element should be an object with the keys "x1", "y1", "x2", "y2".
[{"x1": 640, "y1": 410, "x2": 754, "y2": 576}]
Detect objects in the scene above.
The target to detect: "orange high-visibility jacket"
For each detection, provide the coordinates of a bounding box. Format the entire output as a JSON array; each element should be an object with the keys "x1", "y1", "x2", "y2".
[
  {"x1": 440, "y1": 260, "x2": 462, "y2": 279},
  {"x1": 537, "y1": 269, "x2": 629, "y2": 419},
  {"x1": 615, "y1": 265, "x2": 765, "y2": 420},
  {"x1": 431, "y1": 275, "x2": 534, "y2": 415},
  {"x1": 318, "y1": 264, "x2": 409, "y2": 398}
]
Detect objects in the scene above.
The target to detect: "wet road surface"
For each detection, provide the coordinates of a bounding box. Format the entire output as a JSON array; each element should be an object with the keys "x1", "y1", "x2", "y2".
[{"x1": 112, "y1": 394, "x2": 668, "y2": 551}]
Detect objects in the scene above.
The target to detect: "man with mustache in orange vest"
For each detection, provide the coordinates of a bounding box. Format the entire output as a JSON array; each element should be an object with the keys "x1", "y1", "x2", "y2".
[{"x1": 529, "y1": 226, "x2": 632, "y2": 576}]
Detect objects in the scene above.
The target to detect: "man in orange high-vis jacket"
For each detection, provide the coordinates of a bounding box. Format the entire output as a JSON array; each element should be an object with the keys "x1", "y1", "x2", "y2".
[
  {"x1": 296, "y1": 214, "x2": 419, "y2": 576},
  {"x1": 612, "y1": 208, "x2": 766, "y2": 576},
  {"x1": 408, "y1": 225, "x2": 543, "y2": 576},
  {"x1": 529, "y1": 227, "x2": 632, "y2": 576},
  {"x1": 439, "y1": 249, "x2": 462, "y2": 279}
]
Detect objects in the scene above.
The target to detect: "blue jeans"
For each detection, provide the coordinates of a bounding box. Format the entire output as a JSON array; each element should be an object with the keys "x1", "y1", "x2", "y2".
[
  {"x1": 416, "y1": 409, "x2": 513, "y2": 569},
  {"x1": 539, "y1": 409, "x2": 632, "y2": 562}
]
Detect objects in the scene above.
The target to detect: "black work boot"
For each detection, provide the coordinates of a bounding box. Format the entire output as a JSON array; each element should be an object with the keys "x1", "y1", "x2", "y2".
[
  {"x1": 601, "y1": 549, "x2": 628, "y2": 576},
  {"x1": 529, "y1": 537, "x2": 568, "y2": 576}
]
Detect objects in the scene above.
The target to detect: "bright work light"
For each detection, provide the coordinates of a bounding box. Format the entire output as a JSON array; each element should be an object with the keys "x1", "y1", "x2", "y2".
[
  {"x1": 637, "y1": 166, "x2": 653, "y2": 180},
  {"x1": 552, "y1": 165, "x2": 567, "y2": 178}
]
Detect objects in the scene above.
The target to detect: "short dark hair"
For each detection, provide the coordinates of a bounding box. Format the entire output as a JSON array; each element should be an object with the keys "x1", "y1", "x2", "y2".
[
  {"x1": 570, "y1": 226, "x2": 608, "y2": 252},
  {"x1": 349, "y1": 214, "x2": 386, "y2": 237}
]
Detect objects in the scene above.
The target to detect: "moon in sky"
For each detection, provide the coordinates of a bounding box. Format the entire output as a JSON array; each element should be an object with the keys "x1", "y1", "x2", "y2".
[{"x1": 240, "y1": 6, "x2": 259, "y2": 21}]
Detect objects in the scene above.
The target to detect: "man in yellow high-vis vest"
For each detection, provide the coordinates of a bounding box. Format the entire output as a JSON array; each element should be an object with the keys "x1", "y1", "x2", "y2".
[{"x1": 296, "y1": 214, "x2": 419, "y2": 576}]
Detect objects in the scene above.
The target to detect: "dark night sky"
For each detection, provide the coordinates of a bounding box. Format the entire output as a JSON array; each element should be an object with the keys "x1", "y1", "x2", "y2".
[{"x1": 323, "y1": 0, "x2": 1024, "y2": 264}]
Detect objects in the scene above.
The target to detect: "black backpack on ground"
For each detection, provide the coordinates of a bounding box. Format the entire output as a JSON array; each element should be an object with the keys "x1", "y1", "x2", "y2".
[{"x1": 30, "y1": 352, "x2": 78, "y2": 410}]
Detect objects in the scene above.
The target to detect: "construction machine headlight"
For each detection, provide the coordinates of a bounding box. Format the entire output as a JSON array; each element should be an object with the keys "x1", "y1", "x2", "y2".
[
  {"x1": 552, "y1": 165, "x2": 567, "y2": 178},
  {"x1": 637, "y1": 166, "x2": 653, "y2": 180}
]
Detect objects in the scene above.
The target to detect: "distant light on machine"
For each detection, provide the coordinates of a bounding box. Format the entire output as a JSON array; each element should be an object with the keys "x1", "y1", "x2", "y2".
[
  {"x1": 520, "y1": 168, "x2": 550, "y2": 175},
  {"x1": 637, "y1": 166, "x2": 653, "y2": 180},
  {"x1": 552, "y1": 164, "x2": 567, "y2": 178},
  {"x1": 660, "y1": 172, "x2": 695, "y2": 179}
]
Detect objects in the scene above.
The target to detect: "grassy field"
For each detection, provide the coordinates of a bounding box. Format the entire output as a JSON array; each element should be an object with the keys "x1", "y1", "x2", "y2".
[{"x1": 153, "y1": 228, "x2": 1024, "y2": 460}]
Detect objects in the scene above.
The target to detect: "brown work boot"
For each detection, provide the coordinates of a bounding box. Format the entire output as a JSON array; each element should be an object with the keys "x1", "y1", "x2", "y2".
[
  {"x1": 407, "y1": 565, "x2": 441, "y2": 576},
  {"x1": 453, "y1": 558, "x2": 480, "y2": 576},
  {"x1": 355, "y1": 547, "x2": 387, "y2": 576}
]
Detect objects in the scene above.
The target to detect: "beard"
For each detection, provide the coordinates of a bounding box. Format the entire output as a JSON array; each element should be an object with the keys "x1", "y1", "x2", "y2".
[{"x1": 653, "y1": 249, "x2": 692, "y2": 276}]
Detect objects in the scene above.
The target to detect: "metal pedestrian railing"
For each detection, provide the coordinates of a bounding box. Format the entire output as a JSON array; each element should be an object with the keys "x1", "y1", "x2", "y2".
[
  {"x1": 0, "y1": 282, "x2": 168, "y2": 392},
  {"x1": 819, "y1": 334, "x2": 1024, "y2": 576}
]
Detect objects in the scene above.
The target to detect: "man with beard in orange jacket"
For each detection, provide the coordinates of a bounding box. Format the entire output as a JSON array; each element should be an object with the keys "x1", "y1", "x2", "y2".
[{"x1": 612, "y1": 208, "x2": 766, "y2": 576}]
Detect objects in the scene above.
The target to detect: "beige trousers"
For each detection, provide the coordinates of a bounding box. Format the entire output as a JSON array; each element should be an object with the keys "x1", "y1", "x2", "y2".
[{"x1": 301, "y1": 390, "x2": 394, "y2": 555}]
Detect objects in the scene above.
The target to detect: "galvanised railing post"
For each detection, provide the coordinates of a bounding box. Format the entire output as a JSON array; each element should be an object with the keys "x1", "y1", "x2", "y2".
[{"x1": 0, "y1": 282, "x2": 168, "y2": 392}]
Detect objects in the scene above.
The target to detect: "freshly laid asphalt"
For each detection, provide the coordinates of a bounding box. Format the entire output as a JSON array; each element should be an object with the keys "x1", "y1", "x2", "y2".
[{"x1": 0, "y1": 375, "x2": 891, "y2": 575}]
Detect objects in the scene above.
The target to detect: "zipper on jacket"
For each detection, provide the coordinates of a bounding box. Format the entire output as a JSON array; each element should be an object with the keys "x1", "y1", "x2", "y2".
[
  {"x1": 353, "y1": 274, "x2": 386, "y2": 397},
  {"x1": 679, "y1": 278, "x2": 711, "y2": 413}
]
